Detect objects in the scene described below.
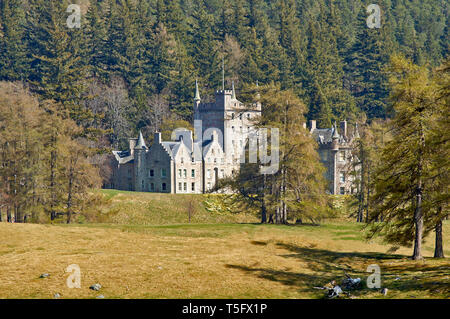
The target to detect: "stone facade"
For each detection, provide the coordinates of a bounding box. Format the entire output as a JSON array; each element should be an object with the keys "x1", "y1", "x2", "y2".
[
  {"x1": 309, "y1": 120, "x2": 360, "y2": 195},
  {"x1": 109, "y1": 83, "x2": 358, "y2": 195},
  {"x1": 110, "y1": 83, "x2": 261, "y2": 194}
]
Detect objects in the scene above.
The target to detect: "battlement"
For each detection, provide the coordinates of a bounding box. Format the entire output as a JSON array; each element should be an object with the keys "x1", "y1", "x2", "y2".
[{"x1": 215, "y1": 89, "x2": 233, "y2": 95}]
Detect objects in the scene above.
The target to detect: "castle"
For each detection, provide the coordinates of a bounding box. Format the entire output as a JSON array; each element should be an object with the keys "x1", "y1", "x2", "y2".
[
  {"x1": 110, "y1": 81, "x2": 261, "y2": 194},
  {"x1": 309, "y1": 120, "x2": 360, "y2": 195},
  {"x1": 109, "y1": 83, "x2": 359, "y2": 195}
]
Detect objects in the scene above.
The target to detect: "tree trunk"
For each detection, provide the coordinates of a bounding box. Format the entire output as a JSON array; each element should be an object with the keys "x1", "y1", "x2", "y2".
[
  {"x1": 7, "y1": 205, "x2": 11, "y2": 222},
  {"x1": 261, "y1": 202, "x2": 267, "y2": 223},
  {"x1": 434, "y1": 216, "x2": 444, "y2": 258},
  {"x1": 66, "y1": 163, "x2": 74, "y2": 224},
  {"x1": 366, "y1": 161, "x2": 371, "y2": 223},
  {"x1": 412, "y1": 125, "x2": 425, "y2": 261},
  {"x1": 412, "y1": 198, "x2": 423, "y2": 260}
]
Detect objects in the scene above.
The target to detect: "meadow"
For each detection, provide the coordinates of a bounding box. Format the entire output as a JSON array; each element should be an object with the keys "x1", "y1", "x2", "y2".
[{"x1": 0, "y1": 190, "x2": 448, "y2": 299}]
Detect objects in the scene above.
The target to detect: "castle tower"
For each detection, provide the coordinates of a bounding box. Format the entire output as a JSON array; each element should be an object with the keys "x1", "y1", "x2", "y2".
[
  {"x1": 194, "y1": 79, "x2": 201, "y2": 118},
  {"x1": 134, "y1": 131, "x2": 147, "y2": 192}
]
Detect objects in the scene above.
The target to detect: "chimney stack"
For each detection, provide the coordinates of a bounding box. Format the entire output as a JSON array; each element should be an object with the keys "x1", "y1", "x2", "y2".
[
  {"x1": 340, "y1": 120, "x2": 347, "y2": 138},
  {"x1": 309, "y1": 120, "x2": 316, "y2": 132},
  {"x1": 154, "y1": 132, "x2": 162, "y2": 145},
  {"x1": 129, "y1": 138, "x2": 138, "y2": 155}
]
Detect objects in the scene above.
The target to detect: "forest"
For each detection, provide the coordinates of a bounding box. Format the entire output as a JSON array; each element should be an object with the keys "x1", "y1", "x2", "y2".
[
  {"x1": 0, "y1": 0, "x2": 448, "y2": 259},
  {"x1": 0, "y1": 0, "x2": 447, "y2": 146}
]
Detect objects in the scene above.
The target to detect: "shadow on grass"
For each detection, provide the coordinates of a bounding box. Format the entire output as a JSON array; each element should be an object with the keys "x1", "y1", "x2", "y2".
[{"x1": 226, "y1": 242, "x2": 450, "y2": 298}]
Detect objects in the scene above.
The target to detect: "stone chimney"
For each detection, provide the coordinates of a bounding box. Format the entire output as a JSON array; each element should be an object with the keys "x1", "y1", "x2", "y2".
[
  {"x1": 153, "y1": 132, "x2": 162, "y2": 145},
  {"x1": 309, "y1": 120, "x2": 316, "y2": 132},
  {"x1": 340, "y1": 120, "x2": 347, "y2": 138},
  {"x1": 129, "y1": 138, "x2": 138, "y2": 156},
  {"x1": 177, "y1": 130, "x2": 193, "y2": 151},
  {"x1": 211, "y1": 130, "x2": 219, "y2": 143}
]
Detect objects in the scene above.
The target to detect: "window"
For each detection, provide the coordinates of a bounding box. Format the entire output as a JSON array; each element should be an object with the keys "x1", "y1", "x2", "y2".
[
  {"x1": 142, "y1": 180, "x2": 145, "y2": 189},
  {"x1": 340, "y1": 172, "x2": 345, "y2": 183},
  {"x1": 149, "y1": 169, "x2": 154, "y2": 177},
  {"x1": 239, "y1": 113, "x2": 243, "y2": 120},
  {"x1": 247, "y1": 113, "x2": 251, "y2": 119},
  {"x1": 184, "y1": 182, "x2": 187, "y2": 191},
  {"x1": 150, "y1": 183, "x2": 154, "y2": 191},
  {"x1": 339, "y1": 151, "x2": 345, "y2": 162},
  {"x1": 232, "y1": 126, "x2": 235, "y2": 132},
  {"x1": 231, "y1": 113, "x2": 235, "y2": 120},
  {"x1": 207, "y1": 169, "x2": 211, "y2": 179},
  {"x1": 207, "y1": 182, "x2": 211, "y2": 189},
  {"x1": 240, "y1": 126, "x2": 242, "y2": 133},
  {"x1": 220, "y1": 169, "x2": 224, "y2": 178},
  {"x1": 191, "y1": 169, "x2": 195, "y2": 178},
  {"x1": 214, "y1": 158, "x2": 217, "y2": 164},
  {"x1": 183, "y1": 169, "x2": 187, "y2": 178},
  {"x1": 178, "y1": 169, "x2": 182, "y2": 178},
  {"x1": 162, "y1": 183, "x2": 167, "y2": 191},
  {"x1": 340, "y1": 187, "x2": 345, "y2": 195},
  {"x1": 320, "y1": 151, "x2": 328, "y2": 161},
  {"x1": 191, "y1": 183, "x2": 195, "y2": 192},
  {"x1": 181, "y1": 157, "x2": 184, "y2": 164},
  {"x1": 179, "y1": 182, "x2": 182, "y2": 191},
  {"x1": 161, "y1": 168, "x2": 167, "y2": 177}
]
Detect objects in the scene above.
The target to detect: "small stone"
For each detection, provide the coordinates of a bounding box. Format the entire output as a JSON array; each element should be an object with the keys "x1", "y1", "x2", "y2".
[
  {"x1": 158, "y1": 266, "x2": 163, "y2": 270},
  {"x1": 381, "y1": 288, "x2": 388, "y2": 296},
  {"x1": 40, "y1": 273, "x2": 50, "y2": 278},
  {"x1": 394, "y1": 277, "x2": 401, "y2": 281},
  {"x1": 53, "y1": 293, "x2": 61, "y2": 299},
  {"x1": 90, "y1": 283, "x2": 102, "y2": 291},
  {"x1": 96, "y1": 295, "x2": 105, "y2": 299},
  {"x1": 328, "y1": 285, "x2": 343, "y2": 299}
]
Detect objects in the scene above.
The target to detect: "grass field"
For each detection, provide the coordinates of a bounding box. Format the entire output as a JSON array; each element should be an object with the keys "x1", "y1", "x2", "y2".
[{"x1": 0, "y1": 219, "x2": 448, "y2": 299}]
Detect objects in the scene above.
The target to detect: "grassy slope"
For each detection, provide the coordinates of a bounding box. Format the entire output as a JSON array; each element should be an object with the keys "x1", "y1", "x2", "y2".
[
  {"x1": 0, "y1": 220, "x2": 448, "y2": 299},
  {"x1": 89, "y1": 189, "x2": 258, "y2": 225}
]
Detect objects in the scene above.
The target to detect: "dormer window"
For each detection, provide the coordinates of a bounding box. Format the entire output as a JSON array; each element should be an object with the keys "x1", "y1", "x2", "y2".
[{"x1": 231, "y1": 113, "x2": 235, "y2": 120}]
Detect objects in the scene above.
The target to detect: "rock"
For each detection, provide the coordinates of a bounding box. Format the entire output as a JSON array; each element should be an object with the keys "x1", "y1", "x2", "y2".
[
  {"x1": 394, "y1": 276, "x2": 401, "y2": 281},
  {"x1": 39, "y1": 273, "x2": 50, "y2": 278},
  {"x1": 96, "y1": 295, "x2": 105, "y2": 299},
  {"x1": 381, "y1": 288, "x2": 388, "y2": 296},
  {"x1": 327, "y1": 285, "x2": 343, "y2": 299},
  {"x1": 158, "y1": 266, "x2": 163, "y2": 270},
  {"x1": 53, "y1": 293, "x2": 61, "y2": 299},
  {"x1": 89, "y1": 283, "x2": 102, "y2": 291},
  {"x1": 342, "y1": 277, "x2": 361, "y2": 290}
]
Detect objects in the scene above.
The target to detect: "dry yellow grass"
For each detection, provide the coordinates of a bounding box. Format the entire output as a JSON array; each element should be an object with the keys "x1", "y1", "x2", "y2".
[{"x1": 0, "y1": 221, "x2": 448, "y2": 299}]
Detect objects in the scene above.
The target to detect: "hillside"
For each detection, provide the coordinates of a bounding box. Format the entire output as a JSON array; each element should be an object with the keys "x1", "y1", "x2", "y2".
[
  {"x1": 0, "y1": 221, "x2": 448, "y2": 299},
  {"x1": 81, "y1": 189, "x2": 259, "y2": 225}
]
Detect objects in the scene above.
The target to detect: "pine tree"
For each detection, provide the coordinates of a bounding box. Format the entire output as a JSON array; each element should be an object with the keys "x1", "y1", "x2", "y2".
[
  {"x1": 0, "y1": 0, "x2": 28, "y2": 81},
  {"x1": 369, "y1": 56, "x2": 444, "y2": 260},
  {"x1": 345, "y1": 3, "x2": 393, "y2": 119},
  {"x1": 26, "y1": 0, "x2": 88, "y2": 124}
]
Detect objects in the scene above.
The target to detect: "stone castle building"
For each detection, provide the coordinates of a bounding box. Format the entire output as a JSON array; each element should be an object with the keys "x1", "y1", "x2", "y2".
[
  {"x1": 110, "y1": 82, "x2": 261, "y2": 193},
  {"x1": 309, "y1": 120, "x2": 360, "y2": 195},
  {"x1": 109, "y1": 83, "x2": 359, "y2": 195}
]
